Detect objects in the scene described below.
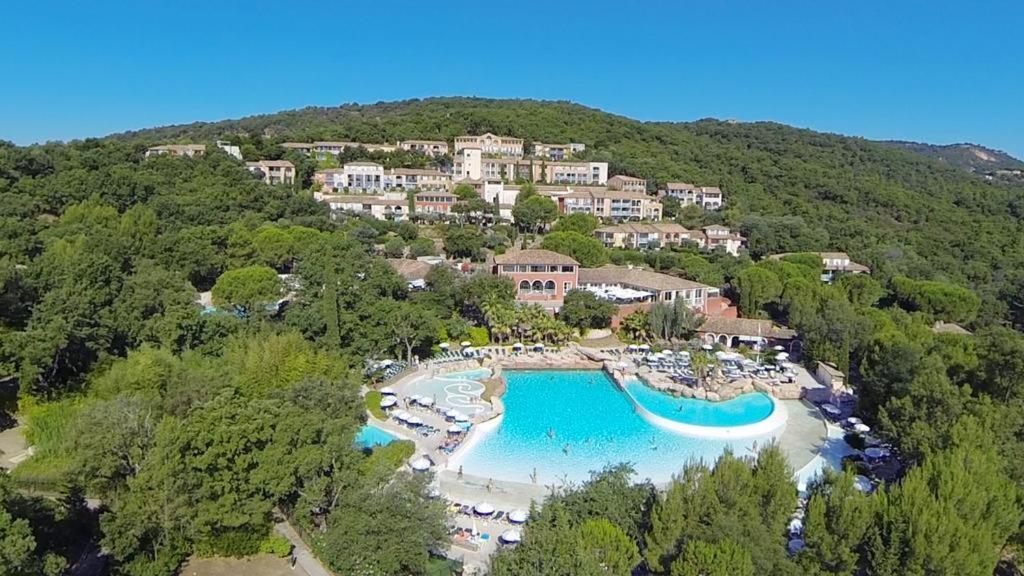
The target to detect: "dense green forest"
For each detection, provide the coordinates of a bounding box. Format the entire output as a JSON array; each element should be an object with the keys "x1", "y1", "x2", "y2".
[{"x1": 2, "y1": 98, "x2": 1024, "y2": 575}]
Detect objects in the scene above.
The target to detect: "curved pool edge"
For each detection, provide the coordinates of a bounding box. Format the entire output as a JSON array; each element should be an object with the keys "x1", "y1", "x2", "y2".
[
  {"x1": 620, "y1": 383, "x2": 789, "y2": 440},
  {"x1": 445, "y1": 411, "x2": 504, "y2": 471}
]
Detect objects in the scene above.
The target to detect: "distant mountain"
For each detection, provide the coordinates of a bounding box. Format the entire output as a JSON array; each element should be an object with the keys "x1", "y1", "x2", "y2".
[{"x1": 885, "y1": 141, "x2": 1024, "y2": 175}]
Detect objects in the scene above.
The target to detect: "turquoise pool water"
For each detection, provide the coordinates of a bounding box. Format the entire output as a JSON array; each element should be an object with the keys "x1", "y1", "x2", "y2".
[
  {"x1": 625, "y1": 381, "x2": 775, "y2": 426},
  {"x1": 456, "y1": 370, "x2": 778, "y2": 484},
  {"x1": 355, "y1": 423, "x2": 399, "y2": 448}
]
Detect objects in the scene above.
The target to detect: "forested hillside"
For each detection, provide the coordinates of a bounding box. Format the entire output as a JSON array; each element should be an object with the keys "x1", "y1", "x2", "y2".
[
  {"x1": 3, "y1": 99, "x2": 1024, "y2": 575},
  {"x1": 886, "y1": 141, "x2": 1024, "y2": 173},
  {"x1": 110, "y1": 97, "x2": 1024, "y2": 325}
]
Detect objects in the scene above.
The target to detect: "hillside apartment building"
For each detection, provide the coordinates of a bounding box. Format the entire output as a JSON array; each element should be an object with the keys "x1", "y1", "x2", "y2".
[
  {"x1": 145, "y1": 144, "x2": 206, "y2": 158},
  {"x1": 607, "y1": 175, "x2": 648, "y2": 193},
  {"x1": 531, "y1": 141, "x2": 586, "y2": 160},
  {"x1": 594, "y1": 222, "x2": 746, "y2": 255},
  {"x1": 661, "y1": 183, "x2": 724, "y2": 210},
  {"x1": 246, "y1": 160, "x2": 295, "y2": 185},
  {"x1": 452, "y1": 148, "x2": 608, "y2": 185},
  {"x1": 454, "y1": 133, "x2": 525, "y2": 157},
  {"x1": 315, "y1": 163, "x2": 452, "y2": 192},
  {"x1": 768, "y1": 252, "x2": 871, "y2": 283}
]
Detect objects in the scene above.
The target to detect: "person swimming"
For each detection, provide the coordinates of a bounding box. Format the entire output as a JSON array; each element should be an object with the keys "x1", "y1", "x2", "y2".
[
  {"x1": 547, "y1": 428, "x2": 556, "y2": 440},
  {"x1": 563, "y1": 443, "x2": 572, "y2": 455}
]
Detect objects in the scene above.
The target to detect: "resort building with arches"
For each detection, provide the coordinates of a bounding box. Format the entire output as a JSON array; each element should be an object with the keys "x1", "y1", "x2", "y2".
[{"x1": 493, "y1": 250, "x2": 580, "y2": 311}]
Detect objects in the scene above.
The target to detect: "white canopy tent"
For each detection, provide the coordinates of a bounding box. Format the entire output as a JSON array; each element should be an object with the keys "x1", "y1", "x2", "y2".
[
  {"x1": 499, "y1": 529, "x2": 522, "y2": 544},
  {"x1": 410, "y1": 457, "x2": 431, "y2": 472},
  {"x1": 508, "y1": 509, "x2": 529, "y2": 524},
  {"x1": 474, "y1": 502, "x2": 495, "y2": 516}
]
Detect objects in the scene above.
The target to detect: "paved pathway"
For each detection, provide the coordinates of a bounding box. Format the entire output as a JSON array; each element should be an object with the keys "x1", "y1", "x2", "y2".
[
  {"x1": 0, "y1": 425, "x2": 29, "y2": 469},
  {"x1": 274, "y1": 520, "x2": 330, "y2": 576}
]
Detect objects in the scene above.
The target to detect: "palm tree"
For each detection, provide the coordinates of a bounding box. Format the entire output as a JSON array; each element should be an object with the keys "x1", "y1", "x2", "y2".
[
  {"x1": 690, "y1": 349, "x2": 718, "y2": 389},
  {"x1": 621, "y1": 310, "x2": 651, "y2": 343}
]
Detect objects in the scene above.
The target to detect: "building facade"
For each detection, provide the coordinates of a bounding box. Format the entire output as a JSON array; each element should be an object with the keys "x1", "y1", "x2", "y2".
[
  {"x1": 493, "y1": 250, "x2": 580, "y2": 310},
  {"x1": 768, "y1": 252, "x2": 871, "y2": 282},
  {"x1": 316, "y1": 193, "x2": 408, "y2": 221},
  {"x1": 662, "y1": 183, "x2": 724, "y2": 210},
  {"x1": 246, "y1": 160, "x2": 295, "y2": 185},
  {"x1": 454, "y1": 133, "x2": 524, "y2": 157},
  {"x1": 399, "y1": 140, "x2": 449, "y2": 157},
  {"x1": 531, "y1": 141, "x2": 586, "y2": 160},
  {"x1": 594, "y1": 222, "x2": 703, "y2": 249},
  {"x1": 145, "y1": 144, "x2": 206, "y2": 158},
  {"x1": 701, "y1": 225, "x2": 745, "y2": 256},
  {"x1": 607, "y1": 175, "x2": 648, "y2": 193}
]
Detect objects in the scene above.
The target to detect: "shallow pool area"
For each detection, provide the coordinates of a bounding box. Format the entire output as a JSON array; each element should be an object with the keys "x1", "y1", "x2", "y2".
[
  {"x1": 452, "y1": 370, "x2": 784, "y2": 485},
  {"x1": 355, "y1": 423, "x2": 399, "y2": 449},
  {"x1": 625, "y1": 381, "x2": 775, "y2": 427},
  {"x1": 407, "y1": 369, "x2": 491, "y2": 415}
]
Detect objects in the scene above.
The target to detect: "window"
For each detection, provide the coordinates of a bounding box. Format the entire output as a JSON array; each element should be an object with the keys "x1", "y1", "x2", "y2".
[
  {"x1": 544, "y1": 280, "x2": 556, "y2": 293},
  {"x1": 519, "y1": 280, "x2": 530, "y2": 291},
  {"x1": 564, "y1": 282, "x2": 572, "y2": 292},
  {"x1": 531, "y1": 280, "x2": 544, "y2": 292},
  {"x1": 561, "y1": 265, "x2": 574, "y2": 273}
]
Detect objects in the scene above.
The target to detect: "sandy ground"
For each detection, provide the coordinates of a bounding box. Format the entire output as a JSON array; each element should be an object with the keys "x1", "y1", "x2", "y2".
[{"x1": 181, "y1": 555, "x2": 309, "y2": 576}]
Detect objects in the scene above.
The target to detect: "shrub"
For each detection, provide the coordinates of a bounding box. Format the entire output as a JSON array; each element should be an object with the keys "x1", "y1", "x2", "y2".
[
  {"x1": 258, "y1": 533, "x2": 293, "y2": 557},
  {"x1": 467, "y1": 326, "x2": 489, "y2": 347},
  {"x1": 194, "y1": 527, "x2": 266, "y2": 557}
]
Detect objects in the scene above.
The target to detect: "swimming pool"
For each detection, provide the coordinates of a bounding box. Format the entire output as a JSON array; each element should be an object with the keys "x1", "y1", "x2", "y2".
[
  {"x1": 407, "y1": 368, "x2": 491, "y2": 415},
  {"x1": 452, "y1": 370, "x2": 784, "y2": 484},
  {"x1": 355, "y1": 423, "x2": 399, "y2": 448},
  {"x1": 625, "y1": 381, "x2": 775, "y2": 426}
]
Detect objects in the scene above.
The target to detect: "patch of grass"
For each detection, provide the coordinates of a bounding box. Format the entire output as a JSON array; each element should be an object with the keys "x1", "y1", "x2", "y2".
[
  {"x1": 365, "y1": 391, "x2": 386, "y2": 420},
  {"x1": 11, "y1": 396, "x2": 86, "y2": 489},
  {"x1": 257, "y1": 533, "x2": 293, "y2": 557}
]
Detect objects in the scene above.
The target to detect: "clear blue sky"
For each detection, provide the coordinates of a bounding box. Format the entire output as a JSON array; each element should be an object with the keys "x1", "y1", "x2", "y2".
[{"x1": 3, "y1": 1, "x2": 1023, "y2": 157}]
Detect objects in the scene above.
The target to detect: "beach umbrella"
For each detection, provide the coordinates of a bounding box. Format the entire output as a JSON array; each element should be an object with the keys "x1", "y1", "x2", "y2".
[
  {"x1": 821, "y1": 403, "x2": 841, "y2": 416},
  {"x1": 661, "y1": 349, "x2": 674, "y2": 356},
  {"x1": 853, "y1": 423, "x2": 871, "y2": 434},
  {"x1": 406, "y1": 416, "x2": 424, "y2": 426},
  {"x1": 776, "y1": 352, "x2": 790, "y2": 359},
  {"x1": 474, "y1": 502, "x2": 495, "y2": 516},
  {"x1": 439, "y1": 342, "x2": 450, "y2": 350},
  {"x1": 410, "y1": 457, "x2": 431, "y2": 471},
  {"x1": 380, "y1": 386, "x2": 396, "y2": 395},
  {"x1": 533, "y1": 343, "x2": 544, "y2": 350},
  {"x1": 788, "y1": 517, "x2": 804, "y2": 534},
  {"x1": 409, "y1": 394, "x2": 423, "y2": 402},
  {"x1": 846, "y1": 416, "x2": 863, "y2": 426},
  {"x1": 512, "y1": 342, "x2": 524, "y2": 349},
  {"x1": 379, "y1": 396, "x2": 398, "y2": 408},
  {"x1": 499, "y1": 529, "x2": 522, "y2": 544},
  {"x1": 638, "y1": 344, "x2": 650, "y2": 351},
  {"x1": 444, "y1": 409, "x2": 459, "y2": 419},
  {"x1": 507, "y1": 509, "x2": 529, "y2": 524},
  {"x1": 418, "y1": 397, "x2": 435, "y2": 407},
  {"x1": 626, "y1": 344, "x2": 638, "y2": 352},
  {"x1": 701, "y1": 344, "x2": 713, "y2": 351},
  {"x1": 787, "y1": 539, "x2": 805, "y2": 554},
  {"x1": 394, "y1": 411, "x2": 411, "y2": 421},
  {"x1": 454, "y1": 412, "x2": 470, "y2": 423},
  {"x1": 853, "y1": 475, "x2": 874, "y2": 493},
  {"x1": 773, "y1": 345, "x2": 785, "y2": 351},
  {"x1": 447, "y1": 425, "x2": 463, "y2": 434},
  {"x1": 461, "y1": 341, "x2": 471, "y2": 347}
]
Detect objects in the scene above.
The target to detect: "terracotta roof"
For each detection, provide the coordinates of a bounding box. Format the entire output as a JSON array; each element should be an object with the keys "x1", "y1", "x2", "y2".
[
  {"x1": 699, "y1": 317, "x2": 797, "y2": 339},
  {"x1": 281, "y1": 142, "x2": 313, "y2": 148},
  {"x1": 393, "y1": 168, "x2": 448, "y2": 177},
  {"x1": 257, "y1": 160, "x2": 294, "y2": 168},
  {"x1": 595, "y1": 222, "x2": 691, "y2": 235},
  {"x1": 608, "y1": 175, "x2": 646, "y2": 182},
  {"x1": 579, "y1": 265, "x2": 714, "y2": 293},
  {"x1": 344, "y1": 161, "x2": 383, "y2": 167},
  {"x1": 665, "y1": 182, "x2": 697, "y2": 189},
  {"x1": 401, "y1": 140, "x2": 447, "y2": 145},
  {"x1": 387, "y1": 258, "x2": 435, "y2": 282},
  {"x1": 493, "y1": 250, "x2": 579, "y2": 266}
]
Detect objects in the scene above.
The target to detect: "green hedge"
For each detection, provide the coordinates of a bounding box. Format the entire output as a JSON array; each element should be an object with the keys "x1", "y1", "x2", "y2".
[{"x1": 365, "y1": 391, "x2": 386, "y2": 420}]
